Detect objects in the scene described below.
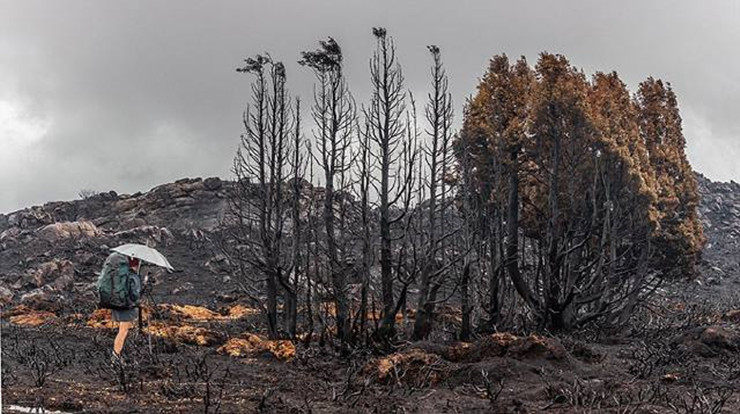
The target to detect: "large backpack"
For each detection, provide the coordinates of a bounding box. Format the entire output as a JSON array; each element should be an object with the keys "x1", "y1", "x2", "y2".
[{"x1": 97, "y1": 252, "x2": 141, "y2": 310}]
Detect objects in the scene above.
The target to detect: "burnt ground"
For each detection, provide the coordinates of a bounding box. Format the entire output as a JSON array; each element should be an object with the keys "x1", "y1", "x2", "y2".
[
  {"x1": 3, "y1": 174, "x2": 740, "y2": 413},
  {"x1": 3, "y1": 289, "x2": 740, "y2": 414}
]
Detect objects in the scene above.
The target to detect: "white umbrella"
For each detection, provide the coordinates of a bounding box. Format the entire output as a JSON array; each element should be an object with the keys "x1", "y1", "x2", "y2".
[{"x1": 111, "y1": 243, "x2": 175, "y2": 271}]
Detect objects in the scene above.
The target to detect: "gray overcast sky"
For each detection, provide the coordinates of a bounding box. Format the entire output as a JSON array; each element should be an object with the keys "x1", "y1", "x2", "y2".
[{"x1": 1, "y1": 1, "x2": 739, "y2": 213}]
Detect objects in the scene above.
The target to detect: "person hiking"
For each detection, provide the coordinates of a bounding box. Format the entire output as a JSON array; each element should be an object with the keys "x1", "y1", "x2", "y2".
[
  {"x1": 112, "y1": 256, "x2": 141, "y2": 362},
  {"x1": 96, "y1": 252, "x2": 143, "y2": 364}
]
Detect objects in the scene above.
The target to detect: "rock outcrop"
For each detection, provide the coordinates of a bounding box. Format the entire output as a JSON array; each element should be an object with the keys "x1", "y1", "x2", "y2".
[
  {"x1": 27, "y1": 259, "x2": 75, "y2": 289},
  {"x1": 696, "y1": 173, "x2": 740, "y2": 287},
  {"x1": 37, "y1": 221, "x2": 101, "y2": 241},
  {"x1": 0, "y1": 284, "x2": 13, "y2": 305}
]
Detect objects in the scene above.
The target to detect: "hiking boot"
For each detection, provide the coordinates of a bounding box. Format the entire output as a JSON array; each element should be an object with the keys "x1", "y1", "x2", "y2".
[{"x1": 110, "y1": 351, "x2": 125, "y2": 367}]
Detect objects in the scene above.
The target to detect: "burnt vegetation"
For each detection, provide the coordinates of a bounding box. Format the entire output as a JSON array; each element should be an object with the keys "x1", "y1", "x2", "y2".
[{"x1": 219, "y1": 28, "x2": 705, "y2": 344}]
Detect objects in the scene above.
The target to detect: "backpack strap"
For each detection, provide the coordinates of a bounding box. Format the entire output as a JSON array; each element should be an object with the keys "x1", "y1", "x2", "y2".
[
  {"x1": 125, "y1": 271, "x2": 131, "y2": 308},
  {"x1": 110, "y1": 264, "x2": 116, "y2": 303}
]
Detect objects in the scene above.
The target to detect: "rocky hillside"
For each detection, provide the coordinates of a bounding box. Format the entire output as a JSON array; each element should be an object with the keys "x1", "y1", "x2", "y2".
[
  {"x1": 696, "y1": 173, "x2": 740, "y2": 290},
  {"x1": 0, "y1": 177, "x2": 236, "y2": 311},
  {"x1": 0, "y1": 176, "x2": 228, "y2": 234}
]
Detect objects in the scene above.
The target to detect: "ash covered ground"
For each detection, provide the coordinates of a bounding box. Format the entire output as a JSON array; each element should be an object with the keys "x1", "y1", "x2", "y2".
[{"x1": 2, "y1": 174, "x2": 740, "y2": 413}]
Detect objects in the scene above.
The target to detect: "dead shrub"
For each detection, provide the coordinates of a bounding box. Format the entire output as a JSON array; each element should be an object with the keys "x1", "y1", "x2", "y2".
[
  {"x1": 508, "y1": 334, "x2": 567, "y2": 360},
  {"x1": 460, "y1": 333, "x2": 566, "y2": 362},
  {"x1": 145, "y1": 322, "x2": 223, "y2": 347},
  {"x1": 217, "y1": 333, "x2": 295, "y2": 361},
  {"x1": 463, "y1": 333, "x2": 515, "y2": 361},
  {"x1": 667, "y1": 384, "x2": 732, "y2": 414},
  {"x1": 563, "y1": 339, "x2": 605, "y2": 364},
  {"x1": 408, "y1": 341, "x2": 473, "y2": 362},
  {"x1": 543, "y1": 379, "x2": 613, "y2": 411},
  {"x1": 5, "y1": 332, "x2": 74, "y2": 387},
  {"x1": 699, "y1": 326, "x2": 740, "y2": 351},
  {"x1": 364, "y1": 348, "x2": 449, "y2": 388}
]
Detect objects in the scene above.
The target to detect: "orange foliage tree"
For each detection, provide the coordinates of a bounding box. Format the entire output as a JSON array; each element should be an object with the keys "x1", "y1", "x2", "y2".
[
  {"x1": 635, "y1": 78, "x2": 705, "y2": 278},
  {"x1": 458, "y1": 53, "x2": 703, "y2": 330}
]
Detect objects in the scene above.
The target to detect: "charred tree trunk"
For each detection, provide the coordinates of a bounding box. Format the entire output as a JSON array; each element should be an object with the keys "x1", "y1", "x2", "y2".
[
  {"x1": 411, "y1": 45, "x2": 454, "y2": 341},
  {"x1": 459, "y1": 260, "x2": 472, "y2": 341},
  {"x1": 231, "y1": 55, "x2": 294, "y2": 340},
  {"x1": 300, "y1": 38, "x2": 356, "y2": 342},
  {"x1": 286, "y1": 99, "x2": 304, "y2": 339},
  {"x1": 505, "y1": 148, "x2": 539, "y2": 315},
  {"x1": 266, "y1": 268, "x2": 279, "y2": 338},
  {"x1": 364, "y1": 28, "x2": 408, "y2": 339},
  {"x1": 357, "y1": 126, "x2": 373, "y2": 342}
]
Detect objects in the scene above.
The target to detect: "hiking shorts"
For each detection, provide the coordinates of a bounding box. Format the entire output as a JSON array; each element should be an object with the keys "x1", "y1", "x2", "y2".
[{"x1": 112, "y1": 307, "x2": 138, "y2": 322}]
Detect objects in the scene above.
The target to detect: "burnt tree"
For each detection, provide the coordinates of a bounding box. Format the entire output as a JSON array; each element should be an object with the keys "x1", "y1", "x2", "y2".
[
  {"x1": 412, "y1": 45, "x2": 455, "y2": 340},
  {"x1": 227, "y1": 54, "x2": 296, "y2": 339},
  {"x1": 300, "y1": 38, "x2": 357, "y2": 342},
  {"x1": 364, "y1": 27, "x2": 410, "y2": 337}
]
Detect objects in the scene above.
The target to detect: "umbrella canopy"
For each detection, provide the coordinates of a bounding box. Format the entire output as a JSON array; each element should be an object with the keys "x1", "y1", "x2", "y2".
[{"x1": 111, "y1": 243, "x2": 175, "y2": 271}]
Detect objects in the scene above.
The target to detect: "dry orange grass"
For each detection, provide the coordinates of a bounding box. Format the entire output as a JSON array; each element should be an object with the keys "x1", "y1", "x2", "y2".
[
  {"x1": 449, "y1": 332, "x2": 566, "y2": 362},
  {"x1": 2, "y1": 304, "x2": 34, "y2": 318},
  {"x1": 62, "y1": 312, "x2": 89, "y2": 326},
  {"x1": 85, "y1": 306, "x2": 156, "y2": 328},
  {"x1": 157, "y1": 303, "x2": 257, "y2": 322},
  {"x1": 2, "y1": 304, "x2": 57, "y2": 326},
  {"x1": 217, "y1": 333, "x2": 295, "y2": 361},
  {"x1": 9, "y1": 311, "x2": 57, "y2": 327},
  {"x1": 365, "y1": 348, "x2": 448, "y2": 386},
  {"x1": 144, "y1": 322, "x2": 222, "y2": 346},
  {"x1": 442, "y1": 341, "x2": 474, "y2": 362},
  {"x1": 490, "y1": 332, "x2": 518, "y2": 347},
  {"x1": 85, "y1": 305, "x2": 222, "y2": 346},
  {"x1": 226, "y1": 304, "x2": 259, "y2": 319},
  {"x1": 506, "y1": 333, "x2": 567, "y2": 360},
  {"x1": 81, "y1": 303, "x2": 257, "y2": 349},
  {"x1": 157, "y1": 304, "x2": 220, "y2": 321},
  {"x1": 86, "y1": 309, "x2": 116, "y2": 329}
]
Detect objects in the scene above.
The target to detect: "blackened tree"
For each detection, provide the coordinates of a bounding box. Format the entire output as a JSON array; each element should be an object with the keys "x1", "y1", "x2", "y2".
[
  {"x1": 364, "y1": 27, "x2": 411, "y2": 337},
  {"x1": 226, "y1": 54, "x2": 296, "y2": 339},
  {"x1": 300, "y1": 38, "x2": 357, "y2": 342}
]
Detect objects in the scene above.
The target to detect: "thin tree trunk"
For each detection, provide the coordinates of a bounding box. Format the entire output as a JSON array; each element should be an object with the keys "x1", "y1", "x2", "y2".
[
  {"x1": 460, "y1": 260, "x2": 472, "y2": 341},
  {"x1": 505, "y1": 149, "x2": 539, "y2": 314}
]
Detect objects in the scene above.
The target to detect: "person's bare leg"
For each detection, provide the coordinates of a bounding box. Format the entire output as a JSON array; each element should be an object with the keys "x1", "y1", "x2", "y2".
[{"x1": 114, "y1": 321, "x2": 132, "y2": 356}]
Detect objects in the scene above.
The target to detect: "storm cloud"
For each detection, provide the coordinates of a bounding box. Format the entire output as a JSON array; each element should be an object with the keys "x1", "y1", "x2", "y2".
[{"x1": 1, "y1": 0, "x2": 739, "y2": 212}]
